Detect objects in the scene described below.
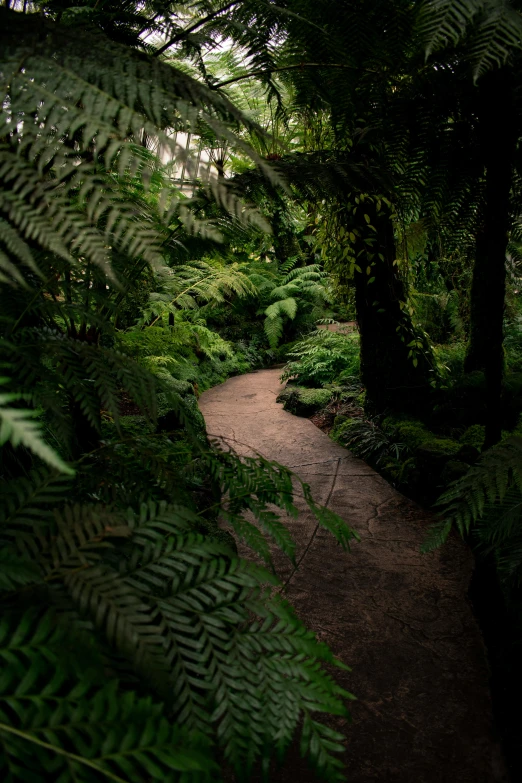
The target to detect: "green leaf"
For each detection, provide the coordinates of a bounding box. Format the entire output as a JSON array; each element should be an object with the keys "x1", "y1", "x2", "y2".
[
  {"x1": 0, "y1": 549, "x2": 40, "y2": 591},
  {"x1": 0, "y1": 393, "x2": 74, "y2": 475}
]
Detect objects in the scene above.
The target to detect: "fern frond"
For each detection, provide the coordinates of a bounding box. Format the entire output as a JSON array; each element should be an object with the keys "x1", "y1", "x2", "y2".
[
  {"x1": 281, "y1": 330, "x2": 360, "y2": 386},
  {"x1": 471, "y1": 1, "x2": 522, "y2": 76},
  {"x1": 0, "y1": 469, "x2": 71, "y2": 528},
  {"x1": 418, "y1": 0, "x2": 522, "y2": 79},
  {"x1": 0, "y1": 610, "x2": 214, "y2": 782},
  {"x1": 270, "y1": 283, "x2": 301, "y2": 299},
  {"x1": 0, "y1": 549, "x2": 40, "y2": 592},
  {"x1": 0, "y1": 387, "x2": 73, "y2": 475},
  {"x1": 0, "y1": 8, "x2": 278, "y2": 284},
  {"x1": 0, "y1": 218, "x2": 40, "y2": 280},
  {"x1": 263, "y1": 297, "x2": 297, "y2": 349},
  {"x1": 419, "y1": 0, "x2": 487, "y2": 54},
  {"x1": 204, "y1": 448, "x2": 358, "y2": 560},
  {"x1": 31, "y1": 498, "x2": 354, "y2": 776},
  {"x1": 265, "y1": 297, "x2": 298, "y2": 321},
  {"x1": 7, "y1": 334, "x2": 158, "y2": 431},
  {"x1": 423, "y1": 435, "x2": 522, "y2": 553},
  {"x1": 264, "y1": 313, "x2": 284, "y2": 349}
]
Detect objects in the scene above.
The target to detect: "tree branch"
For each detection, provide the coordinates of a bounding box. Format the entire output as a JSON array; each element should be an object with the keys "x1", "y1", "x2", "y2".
[
  {"x1": 154, "y1": 1, "x2": 241, "y2": 57},
  {"x1": 212, "y1": 62, "x2": 373, "y2": 89}
]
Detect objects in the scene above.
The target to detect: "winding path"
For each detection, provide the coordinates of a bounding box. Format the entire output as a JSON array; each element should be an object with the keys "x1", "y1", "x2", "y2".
[{"x1": 199, "y1": 369, "x2": 508, "y2": 783}]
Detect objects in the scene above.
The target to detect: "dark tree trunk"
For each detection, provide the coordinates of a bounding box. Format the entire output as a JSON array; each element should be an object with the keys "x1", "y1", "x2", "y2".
[
  {"x1": 351, "y1": 199, "x2": 433, "y2": 414},
  {"x1": 465, "y1": 68, "x2": 516, "y2": 448},
  {"x1": 215, "y1": 157, "x2": 225, "y2": 179},
  {"x1": 70, "y1": 399, "x2": 101, "y2": 459},
  {"x1": 270, "y1": 200, "x2": 300, "y2": 266},
  {"x1": 66, "y1": 322, "x2": 102, "y2": 459}
]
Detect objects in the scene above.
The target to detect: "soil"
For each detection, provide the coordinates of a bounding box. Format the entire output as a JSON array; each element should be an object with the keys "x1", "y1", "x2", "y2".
[
  {"x1": 317, "y1": 321, "x2": 358, "y2": 333},
  {"x1": 199, "y1": 368, "x2": 509, "y2": 783},
  {"x1": 309, "y1": 396, "x2": 364, "y2": 434},
  {"x1": 117, "y1": 391, "x2": 142, "y2": 416}
]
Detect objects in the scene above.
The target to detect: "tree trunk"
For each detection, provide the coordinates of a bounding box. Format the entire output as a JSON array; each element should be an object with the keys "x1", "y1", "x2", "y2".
[
  {"x1": 70, "y1": 399, "x2": 101, "y2": 459},
  {"x1": 351, "y1": 199, "x2": 433, "y2": 414},
  {"x1": 465, "y1": 68, "x2": 516, "y2": 448}
]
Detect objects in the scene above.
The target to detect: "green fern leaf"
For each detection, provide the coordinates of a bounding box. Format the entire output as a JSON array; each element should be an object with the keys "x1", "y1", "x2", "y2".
[
  {"x1": 0, "y1": 610, "x2": 215, "y2": 782},
  {"x1": 264, "y1": 313, "x2": 284, "y2": 349},
  {"x1": 265, "y1": 297, "x2": 298, "y2": 321},
  {"x1": 418, "y1": 0, "x2": 522, "y2": 79},
  {"x1": 0, "y1": 549, "x2": 40, "y2": 591},
  {"x1": 0, "y1": 390, "x2": 73, "y2": 475}
]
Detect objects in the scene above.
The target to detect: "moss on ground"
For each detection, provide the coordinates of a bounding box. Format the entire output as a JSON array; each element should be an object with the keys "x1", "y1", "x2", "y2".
[
  {"x1": 381, "y1": 416, "x2": 432, "y2": 450},
  {"x1": 276, "y1": 385, "x2": 333, "y2": 416},
  {"x1": 331, "y1": 418, "x2": 359, "y2": 442},
  {"x1": 416, "y1": 437, "x2": 461, "y2": 457}
]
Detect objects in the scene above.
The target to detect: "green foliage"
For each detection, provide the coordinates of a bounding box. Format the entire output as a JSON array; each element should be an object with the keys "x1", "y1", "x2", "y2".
[
  {"x1": 0, "y1": 6, "x2": 364, "y2": 780},
  {"x1": 460, "y1": 424, "x2": 486, "y2": 450},
  {"x1": 277, "y1": 386, "x2": 333, "y2": 416},
  {"x1": 119, "y1": 254, "x2": 328, "y2": 390},
  {"x1": 12, "y1": 0, "x2": 522, "y2": 775},
  {"x1": 332, "y1": 411, "x2": 469, "y2": 495},
  {"x1": 137, "y1": 261, "x2": 257, "y2": 326},
  {"x1": 410, "y1": 288, "x2": 466, "y2": 345},
  {"x1": 0, "y1": 454, "x2": 358, "y2": 781},
  {"x1": 0, "y1": 609, "x2": 215, "y2": 783},
  {"x1": 418, "y1": 0, "x2": 522, "y2": 80},
  {"x1": 0, "y1": 7, "x2": 273, "y2": 291},
  {"x1": 0, "y1": 382, "x2": 73, "y2": 475},
  {"x1": 423, "y1": 435, "x2": 522, "y2": 590},
  {"x1": 263, "y1": 263, "x2": 329, "y2": 350},
  {"x1": 265, "y1": 296, "x2": 298, "y2": 348},
  {"x1": 385, "y1": 417, "x2": 460, "y2": 463},
  {"x1": 416, "y1": 437, "x2": 461, "y2": 456},
  {"x1": 119, "y1": 321, "x2": 235, "y2": 384},
  {"x1": 433, "y1": 342, "x2": 468, "y2": 381},
  {"x1": 332, "y1": 418, "x2": 415, "y2": 486},
  {"x1": 281, "y1": 331, "x2": 360, "y2": 387},
  {"x1": 505, "y1": 316, "x2": 522, "y2": 372},
  {"x1": 381, "y1": 417, "x2": 433, "y2": 450},
  {"x1": 333, "y1": 418, "x2": 409, "y2": 465}
]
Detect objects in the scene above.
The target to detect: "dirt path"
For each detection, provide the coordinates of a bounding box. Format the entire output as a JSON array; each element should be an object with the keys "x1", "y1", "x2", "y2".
[{"x1": 199, "y1": 369, "x2": 507, "y2": 783}]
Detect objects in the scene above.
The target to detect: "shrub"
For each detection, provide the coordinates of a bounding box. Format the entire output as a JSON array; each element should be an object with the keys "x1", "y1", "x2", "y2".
[
  {"x1": 277, "y1": 386, "x2": 333, "y2": 416},
  {"x1": 281, "y1": 330, "x2": 360, "y2": 387},
  {"x1": 381, "y1": 416, "x2": 432, "y2": 450},
  {"x1": 434, "y1": 342, "x2": 467, "y2": 381},
  {"x1": 460, "y1": 424, "x2": 486, "y2": 450}
]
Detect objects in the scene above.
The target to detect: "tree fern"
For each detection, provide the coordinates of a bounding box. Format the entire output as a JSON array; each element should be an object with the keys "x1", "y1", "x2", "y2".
[
  {"x1": 137, "y1": 260, "x2": 257, "y2": 327},
  {"x1": 0, "y1": 8, "x2": 277, "y2": 285},
  {"x1": 264, "y1": 296, "x2": 298, "y2": 348},
  {"x1": 261, "y1": 263, "x2": 328, "y2": 349},
  {"x1": 0, "y1": 6, "x2": 364, "y2": 781},
  {"x1": 418, "y1": 0, "x2": 522, "y2": 79}
]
